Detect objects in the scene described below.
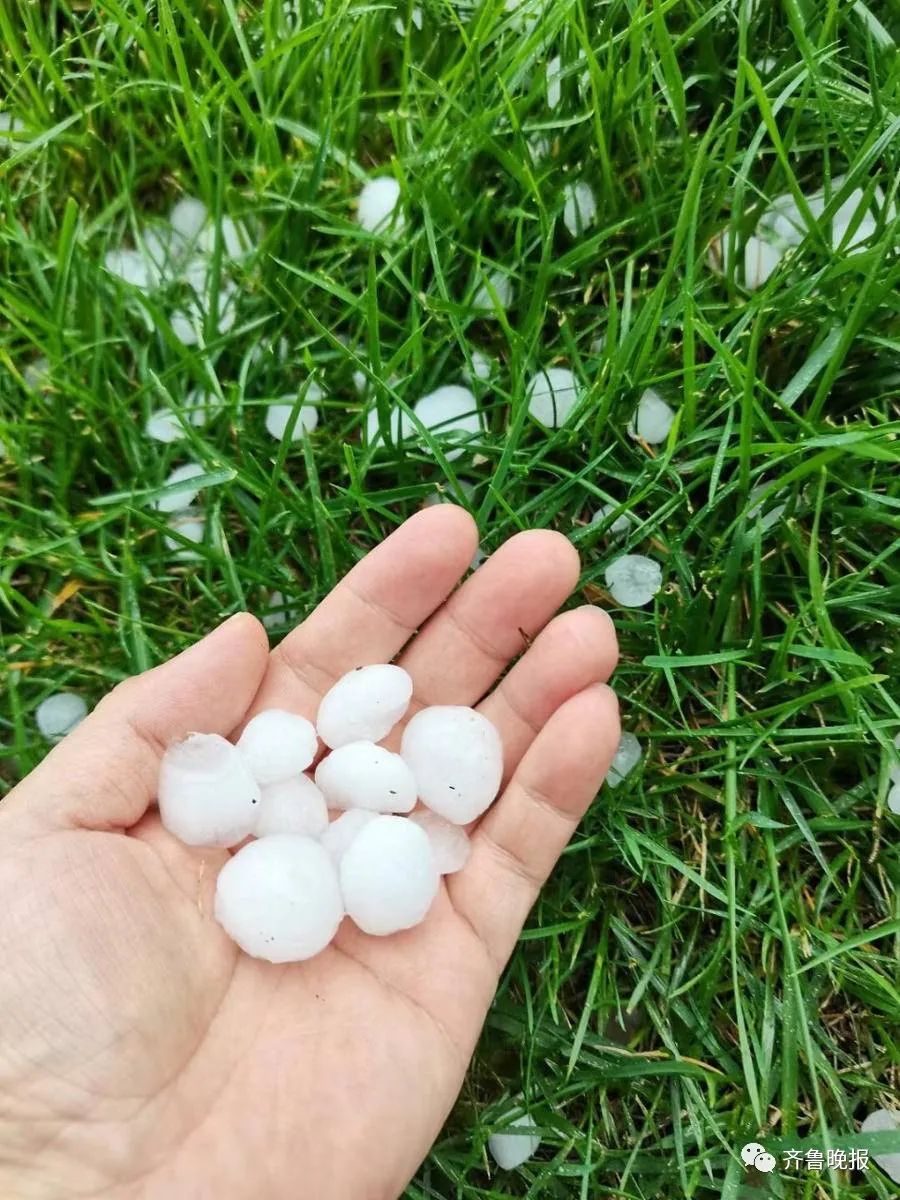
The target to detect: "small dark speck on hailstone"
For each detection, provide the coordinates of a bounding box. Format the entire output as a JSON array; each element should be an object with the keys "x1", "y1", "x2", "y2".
[{"x1": 389, "y1": 789, "x2": 396, "y2": 795}]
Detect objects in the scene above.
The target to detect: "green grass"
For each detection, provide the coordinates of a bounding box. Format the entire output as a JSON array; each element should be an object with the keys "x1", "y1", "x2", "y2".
[{"x1": 2, "y1": 0, "x2": 900, "y2": 1195}]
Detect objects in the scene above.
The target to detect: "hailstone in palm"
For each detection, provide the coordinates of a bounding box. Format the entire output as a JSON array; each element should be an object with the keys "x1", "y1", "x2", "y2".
[
  {"x1": 236, "y1": 709, "x2": 318, "y2": 784},
  {"x1": 339, "y1": 815, "x2": 439, "y2": 935},
  {"x1": 605, "y1": 555, "x2": 662, "y2": 607},
  {"x1": 562, "y1": 181, "x2": 597, "y2": 237},
  {"x1": 356, "y1": 177, "x2": 404, "y2": 235},
  {"x1": 315, "y1": 742, "x2": 417, "y2": 813},
  {"x1": 526, "y1": 366, "x2": 580, "y2": 428},
  {"x1": 400, "y1": 706, "x2": 503, "y2": 824},
  {"x1": 35, "y1": 692, "x2": 88, "y2": 741},
  {"x1": 316, "y1": 664, "x2": 413, "y2": 749},
  {"x1": 408, "y1": 810, "x2": 471, "y2": 873},
  {"x1": 158, "y1": 732, "x2": 261, "y2": 847},
  {"x1": 214, "y1": 835, "x2": 343, "y2": 963},
  {"x1": 488, "y1": 1115, "x2": 541, "y2": 1170},
  {"x1": 320, "y1": 809, "x2": 378, "y2": 863},
  {"x1": 254, "y1": 775, "x2": 329, "y2": 838},
  {"x1": 628, "y1": 389, "x2": 675, "y2": 445}
]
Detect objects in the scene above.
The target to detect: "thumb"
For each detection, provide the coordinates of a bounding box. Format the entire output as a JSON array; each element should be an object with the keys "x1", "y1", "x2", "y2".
[{"x1": 5, "y1": 613, "x2": 270, "y2": 833}]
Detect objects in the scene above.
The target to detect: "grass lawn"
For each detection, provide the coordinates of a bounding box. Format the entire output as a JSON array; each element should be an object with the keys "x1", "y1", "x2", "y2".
[{"x1": 2, "y1": 0, "x2": 899, "y2": 1195}]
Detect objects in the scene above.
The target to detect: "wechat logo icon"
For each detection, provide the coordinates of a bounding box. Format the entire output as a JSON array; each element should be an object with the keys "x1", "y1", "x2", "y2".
[{"x1": 741, "y1": 1143, "x2": 776, "y2": 1173}]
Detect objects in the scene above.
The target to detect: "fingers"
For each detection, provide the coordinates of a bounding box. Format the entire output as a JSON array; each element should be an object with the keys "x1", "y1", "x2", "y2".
[
  {"x1": 397, "y1": 530, "x2": 580, "y2": 708},
  {"x1": 477, "y1": 605, "x2": 618, "y2": 783},
  {"x1": 3, "y1": 614, "x2": 270, "y2": 833},
  {"x1": 447, "y1": 682, "x2": 620, "y2": 971},
  {"x1": 249, "y1": 505, "x2": 478, "y2": 716}
]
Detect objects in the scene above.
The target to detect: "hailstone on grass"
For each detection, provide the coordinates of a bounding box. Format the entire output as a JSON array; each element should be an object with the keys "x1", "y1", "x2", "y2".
[
  {"x1": 154, "y1": 462, "x2": 206, "y2": 513},
  {"x1": 607, "y1": 731, "x2": 642, "y2": 787},
  {"x1": 526, "y1": 366, "x2": 580, "y2": 428},
  {"x1": 408, "y1": 809, "x2": 471, "y2": 874},
  {"x1": 215, "y1": 835, "x2": 343, "y2": 963},
  {"x1": 860, "y1": 1109, "x2": 900, "y2": 1184},
  {"x1": 35, "y1": 692, "x2": 87, "y2": 741},
  {"x1": 628, "y1": 388, "x2": 675, "y2": 445},
  {"x1": 265, "y1": 398, "x2": 320, "y2": 441},
  {"x1": 411, "y1": 385, "x2": 481, "y2": 460},
  {"x1": 145, "y1": 408, "x2": 187, "y2": 444},
  {"x1": 164, "y1": 508, "x2": 205, "y2": 555},
  {"x1": 315, "y1": 741, "x2": 417, "y2": 813},
  {"x1": 356, "y1": 177, "x2": 404, "y2": 235},
  {"x1": 0, "y1": 112, "x2": 26, "y2": 141},
  {"x1": 254, "y1": 775, "x2": 329, "y2": 838},
  {"x1": 562, "y1": 181, "x2": 597, "y2": 237},
  {"x1": 262, "y1": 589, "x2": 298, "y2": 632},
  {"x1": 591, "y1": 503, "x2": 634, "y2": 538},
  {"x1": 237, "y1": 709, "x2": 318, "y2": 784},
  {"x1": 743, "y1": 234, "x2": 783, "y2": 290},
  {"x1": 320, "y1": 809, "x2": 378, "y2": 863},
  {"x1": 170, "y1": 196, "x2": 208, "y2": 243},
  {"x1": 488, "y1": 1115, "x2": 541, "y2": 1170},
  {"x1": 104, "y1": 247, "x2": 158, "y2": 291},
  {"x1": 886, "y1": 785, "x2": 900, "y2": 815},
  {"x1": 316, "y1": 664, "x2": 413, "y2": 749},
  {"x1": 605, "y1": 554, "x2": 662, "y2": 607},
  {"x1": 158, "y1": 732, "x2": 261, "y2": 847},
  {"x1": 472, "y1": 269, "x2": 514, "y2": 314},
  {"x1": 339, "y1": 815, "x2": 439, "y2": 935},
  {"x1": 463, "y1": 349, "x2": 493, "y2": 383},
  {"x1": 401, "y1": 706, "x2": 503, "y2": 824},
  {"x1": 546, "y1": 55, "x2": 562, "y2": 109}
]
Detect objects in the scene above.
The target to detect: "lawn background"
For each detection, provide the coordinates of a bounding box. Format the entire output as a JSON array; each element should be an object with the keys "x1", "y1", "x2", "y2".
[{"x1": 1, "y1": 0, "x2": 899, "y2": 1196}]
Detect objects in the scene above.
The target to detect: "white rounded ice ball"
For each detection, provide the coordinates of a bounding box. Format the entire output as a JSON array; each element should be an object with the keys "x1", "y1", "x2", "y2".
[
  {"x1": 316, "y1": 663, "x2": 413, "y2": 749},
  {"x1": 627, "y1": 388, "x2": 675, "y2": 445},
  {"x1": 158, "y1": 732, "x2": 261, "y2": 847},
  {"x1": 339, "y1": 815, "x2": 438, "y2": 935},
  {"x1": 488, "y1": 1114, "x2": 541, "y2": 1170},
  {"x1": 604, "y1": 554, "x2": 662, "y2": 607},
  {"x1": 254, "y1": 775, "x2": 329, "y2": 838},
  {"x1": 315, "y1": 741, "x2": 417, "y2": 813},
  {"x1": 408, "y1": 809, "x2": 470, "y2": 874},
  {"x1": 526, "y1": 366, "x2": 580, "y2": 428},
  {"x1": 214, "y1": 835, "x2": 343, "y2": 963},
  {"x1": 320, "y1": 809, "x2": 378, "y2": 864},
  {"x1": 400, "y1": 706, "x2": 503, "y2": 824},
  {"x1": 356, "y1": 177, "x2": 404, "y2": 235},
  {"x1": 236, "y1": 709, "x2": 318, "y2": 784}
]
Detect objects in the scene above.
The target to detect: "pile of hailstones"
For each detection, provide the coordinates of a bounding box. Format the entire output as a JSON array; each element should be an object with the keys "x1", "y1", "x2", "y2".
[{"x1": 158, "y1": 664, "x2": 502, "y2": 962}]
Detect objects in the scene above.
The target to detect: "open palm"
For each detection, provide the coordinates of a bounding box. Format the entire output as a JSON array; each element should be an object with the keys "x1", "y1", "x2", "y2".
[{"x1": 0, "y1": 506, "x2": 619, "y2": 1200}]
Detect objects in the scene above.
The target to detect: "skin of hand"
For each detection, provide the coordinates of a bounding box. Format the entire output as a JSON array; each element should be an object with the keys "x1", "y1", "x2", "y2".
[{"x1": 0, "y1": 506, "x2": 619, "y2": 1200}]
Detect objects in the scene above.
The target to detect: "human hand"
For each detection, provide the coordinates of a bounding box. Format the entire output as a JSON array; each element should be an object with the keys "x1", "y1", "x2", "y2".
[{"x1": 0, "y1": 506, "x2": 619, "y2": 1200}]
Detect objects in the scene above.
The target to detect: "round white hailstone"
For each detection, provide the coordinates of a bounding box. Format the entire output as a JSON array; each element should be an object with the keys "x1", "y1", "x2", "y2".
[
  {"x1": 546, "y1": 55, "x2": 562, "y2": 109},
  {"x1": 562, "y1": 181, "x2": 597, "y2": 237},
  {"x1": 254, "y1": 775, "x2": 329, "y2": 838},
  {"x1": 169, "y1": 307, "x2": 200, "y2": 345},
  {"x1": 393, "y1": 6, "x2": 423, "y2": 33},
  {"x1": 170, "y1": 196, "x2": 208, "y2": 244},
  {"x1": 154, "y1": 462, "x2": 206, "y2": 513},
  {"x1": 605, "y1": 554, "x2": 662, "y2": 607},
  {"x1": 757, "y1": 192, "x2": 818, "y2": 247},
  {"x1": 411, "y1": 385, "x2": 481, "y2": 461},
  {"x1": 352, "y1": 368, "x2": 368, "y2": 394},
  {"x1": 24, "y1": 356, "x2": 50, "y2": 391},
  {"x1": 529, "y1": 135, "x2": 552, "y2": 162},
  {"x1": 221, "y1": 215, "x2": 251, "y2": 260},
  {"x1": 0, "y1": 112, "x2": 26, "y2": 139},
  {"x1": 591, "y1": 503, "x2": 634, "y2": 538},
  {"x1": 35, "y1": 692, "x2": 87, "y2": 741},
  {"x1": 315, "y1": 741, "x2": 417, "y2": 813},
  {"x1": 755, "y1": 55, "x2": 778, "y2": 73},
  {"x1": 158, "y1": 732, "x2": 261, "y2": 847},
  {"x1": 832, "y1": 188, "x2": 882, "y2": 253},
  {"x1": 590, "y1": 334, "x2": 606, "y2": 355},
  {"x1": 214, "y1": 835, "x2": 343, "y2": 963},
  {"x1": 261, "y1": 589, "x2": 297, "y2": 632},
  {"x1": 104, "y1": 247, "x2": 157, "y2": 290},
  {"x1": 265, "y1": 396, "x2": 321, "y2": 441},
  {"x1": 365, "y1": 402, "x2": 413, "y2": 447},
  {"x1": 472, "y1": 269, "x2": 513, "y2": 314},
  {"x1": 463, "y1": 349, "x2": 493, "y2": 383},
  {"x1": 185, "y1": 389, "x2": 221, "y2": 428},
  {"x1": 743, "y1": 234, "x2": 782, "y2": 289},
  {"x1": 320, "y1": 809, "x2": 378, "y2": 863},
  {"x1": 356, "y1": 177, "x2": 404, "y2": 235},
  {"x1": 860, "y1": 1109, "x2": 900, "y2": 1184},
  {"x1": 145, "y1": 408, "x2": 186, "y2": 443},
  {"x1": 408, "y1": 809, "x2": 470, "y2": 874},
  {"x1": 887, "y1": 785, "x2": 900, "y2": 816},
  {"x1": 339, "y1": 815, "x2": 439, "y2": 936},
  {"x1": 488, "y1": 1115, "x2": 541, "y2": 1170},
  {"x1": 237, "y1": 709, "x2": 318, "y2": 784},
  {"x1": 706, "y1": 228, "x2": 739, "y2": 277},
  {"x1": 470, "y1": 547, "x2": 486, "y2": 570},
  {"x1": 182, "y1": 254, "x2": 211, "y2": 296},
  {"x1": 164, "y1": 508, "x2": 205, "y2": 553},
  {"x1": 400, "y1": 706, "x2": 503, "y2": 824},
  {"x1": 316, "y1": 663, "x2": 414, "y2": 749},
  {"x1": 526, "y1": 366, "x2": 580, "y2": 428},
  {"x1": 627, "y1": 388, "x2": 675, "y2": 445},
  {"x1": 607, "y1": 731, "x2": 642, "y2": 788}
]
